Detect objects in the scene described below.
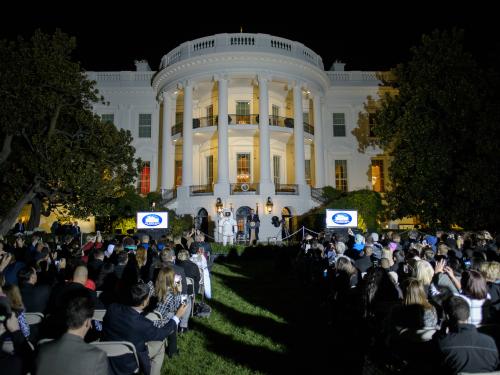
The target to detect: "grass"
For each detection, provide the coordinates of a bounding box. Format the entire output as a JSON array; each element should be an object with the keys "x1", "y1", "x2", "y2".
[{"x1": 161, "y1": 253, "x2": 319, "y2": 375}]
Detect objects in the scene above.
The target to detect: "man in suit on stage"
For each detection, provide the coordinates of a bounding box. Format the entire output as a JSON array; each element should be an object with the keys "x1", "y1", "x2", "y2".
[{"x1": 247, "y1": 209, "x2": 260, "y2": 243}]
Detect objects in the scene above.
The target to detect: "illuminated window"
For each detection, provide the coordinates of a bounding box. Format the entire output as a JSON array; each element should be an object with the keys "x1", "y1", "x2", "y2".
[
  {"x1": 333, "y1": 113, "x2": 346, "y2": 137},
  {"x1": 139, "y1": 114, "x2": 151, "y2": 138},
  {"x1": 273, "y1": 155, "x2": 281, "y2": 185},
  {"x1": 236, "y1": 101, "x2": 250, "y2": 124},
  {"x1": 206, "y1": 155, "x2": 213, "y2": 185},
  {"x1": 175, "y1": 112, "x2": 183, "y2": 125},
  {"x1": 175, "y1": 160, "x2": 182, "y2": 187},
  {"x1": 206, "y1": 105, "x2": 214, "y2": 125},
  {"x1": 236, "y1": 153, "x2": 251, "y2": 183},
  {"x1": 305, "y1": 160, "x2": 311, "y2": 185},
  {"x1": 335, "y1": 160, "x2": 348, "y2": 192},
  {"x1": 271, "y1": 105, "x2": 280, "y2": 125},
  {"x1": 139, "y1": 161, "x2": 151, "y2": 194},
  {"x1": 371, "y1": 159, "x2": 385, "y2": 192},
  {"x1": 101, "y1": 114, "x2": 114, "y2": 124}
]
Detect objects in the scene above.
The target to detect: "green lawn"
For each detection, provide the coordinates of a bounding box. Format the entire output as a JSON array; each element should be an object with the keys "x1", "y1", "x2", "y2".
[{"x1": 162, "y1": 255, "x2": 312, "y2": 375}]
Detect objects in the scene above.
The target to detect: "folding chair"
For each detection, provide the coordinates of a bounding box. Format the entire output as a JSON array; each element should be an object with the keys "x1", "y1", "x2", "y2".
[
  {"x1": 185, "y1": 277, "x2": 195, "y2": 317},
  {"x1": 145, "y1": 310, "x2": 162, "y2": 322},
  {"x1": 93, "y1": 309, "x2": 107, "y2": 322},
  {"x1": 91, "y1": 341, "x2": 140, "y2": 374},
  {"x1": 24, "y1": 312, "x2": 44, "y2": 326}
]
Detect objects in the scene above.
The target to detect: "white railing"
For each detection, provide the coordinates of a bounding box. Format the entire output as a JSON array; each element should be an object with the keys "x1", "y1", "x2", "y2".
[
  {"x1": 87, "y1": 71, "x2": 155, "y2": 83},
  {"x1": 159, "y1": 33, "x2": 324, "y2": 70},
  {"x1": 326, "y1": 71, "x2": 390, "y2": 82}
]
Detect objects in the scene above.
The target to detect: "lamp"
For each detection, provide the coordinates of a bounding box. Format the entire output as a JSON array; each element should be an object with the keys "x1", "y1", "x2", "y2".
[
  {"x1": 265, "y1": 197, "x2": 273, "y2": 214},
  {"x1": 216, "y1": 197, "x2": 223, "y2": 214}
]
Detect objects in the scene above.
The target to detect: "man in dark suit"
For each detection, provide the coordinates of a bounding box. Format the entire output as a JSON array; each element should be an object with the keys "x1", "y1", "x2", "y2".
[
  {"x1": 247, "y1": 209, "x2": 260, "y2": 241},
  {"x1": 103, "y1": 283, "x2": 188, "y2": 375},
  {"x1": 13, "y1": 220, "x2": 25, "y2": 234},
  {"x1": 17, "y1": 267, "x2": 51, "y2": 313},
  {"x1": 36, "y1": 294, "x2": 108, "y2": 375}
]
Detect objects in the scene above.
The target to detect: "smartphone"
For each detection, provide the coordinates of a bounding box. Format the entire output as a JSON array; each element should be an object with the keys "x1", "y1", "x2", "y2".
[{"x1": 181, "y1": 295, "x2": 188, "y2": 305}]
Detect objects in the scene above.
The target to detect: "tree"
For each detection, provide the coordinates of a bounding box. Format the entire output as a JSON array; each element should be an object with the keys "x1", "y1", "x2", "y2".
[
  {"x1": 0, "y1": 30, "x2": 139, "y2": 235},
  {"x1": 299, "y1": 188, "x2": 383, "y2": 233},
  {"x1": 370, "y1": 29, "x2": 500, "y2": 230}
]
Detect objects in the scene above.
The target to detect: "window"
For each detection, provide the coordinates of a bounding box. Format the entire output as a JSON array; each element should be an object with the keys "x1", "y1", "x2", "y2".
[
  {"x1": 303, "y1": 112, "x2": 310, "y2": 125},
  {"x1": 138, "y1": 161, "x2": 151, "y2": 194},
  {"x1": 206, "y1": 105, "x2": 214, "y2": 126},
  {"x1": 101, "y1": 114, "x2": 114, "y2": 124},
  {"x1": 333, "y1": 113, "x2": 346, "y2": 137},
  {"x1": 371, "y1": 159, "x2": 385, "y2": 192},
  {"x1": 139, "y1": 114, "x2": 152, "y2": 138},
  {"x1": 175, "y1": 112, "x2": 183, "y2": 125},
  {"x1": 335, "y1": 160, "x2": 348, "y2": 192},
  {"x1": 236, "y1": 153, "x2": 251, "y2": 183},
  {"x1": 236, "y1": 101, "x2": 250, "y2": 124},
  {"x1": 305, "y1": 160, "x2": 311, "y2": 185},
  {"x1": 271, "y1": 105, "x2": 280, "y2": 125},
  {"x1": 175, "y1": 160, "x2": 182, "y2": 187},
  {"x1": 206, "y1": 155, "x2": 214, "y2": 185},
  {"x1": 368, "y1": 113, "x2": 376, "y2": 137},
  {"x1": 273, "y1": 155, "x2": 281, "y2": 185}
]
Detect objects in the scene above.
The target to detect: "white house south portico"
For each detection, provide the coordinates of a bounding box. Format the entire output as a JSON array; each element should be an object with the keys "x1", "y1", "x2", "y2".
[{"x1": 89, "y1": 33, "x2": 388, "y2": 241}]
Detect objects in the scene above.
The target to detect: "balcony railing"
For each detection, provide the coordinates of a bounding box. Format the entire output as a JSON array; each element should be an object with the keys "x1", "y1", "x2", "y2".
[
  {"x1": 269, "y1": 116, "x2": 294, "y2": 128},
  {"x1": 160, "y1": 188, "x2": 177, "y2": 203},
  {"x1": 227, "y1": 114, "x2": 259, "y2": 125},
  {"x1": 230, "y1": 183, "x2": 259, "y2": 195},
  {"x1": 189, "y1": 184, "x2": 214, "y2": 196},
  {"x1": 275, "y1": 184, "x2": 299, "y2": 195},
  {"x1": 171, "y1": 115, "x2": 313, "y2": 135},
  {"x1": 172, "y1": 116, "x2": 218, "y2": 136}
]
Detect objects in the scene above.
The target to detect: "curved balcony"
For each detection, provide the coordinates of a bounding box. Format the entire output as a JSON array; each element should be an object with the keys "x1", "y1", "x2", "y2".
[
  {"x1": 171, "y1": 115, "x2": 314, "y2": 136},
  {"x1": 160, "y1": 33, "x2": 324, "y2": 70}
]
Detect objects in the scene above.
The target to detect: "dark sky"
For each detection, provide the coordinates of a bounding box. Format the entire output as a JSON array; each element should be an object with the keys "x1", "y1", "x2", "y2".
[{"x1": 1, "y1": 4, "x2": 498, "y2": 72}]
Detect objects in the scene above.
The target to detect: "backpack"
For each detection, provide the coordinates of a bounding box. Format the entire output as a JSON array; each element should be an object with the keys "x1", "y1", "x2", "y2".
[{"x1": 193, "y1": 302, "x2": 211, "y2": 318}]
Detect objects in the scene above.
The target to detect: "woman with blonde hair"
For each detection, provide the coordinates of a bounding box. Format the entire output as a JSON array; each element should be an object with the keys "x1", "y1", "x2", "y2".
[
  {"x1": 147, "y1": 266, "x2": 182, "y2": 357},
  {"x1": 3, "y1": 284, "x2": 30, "y2": 338},
  {"x1": 401, "y1": 278, "x2": 438, "y2": 329}
]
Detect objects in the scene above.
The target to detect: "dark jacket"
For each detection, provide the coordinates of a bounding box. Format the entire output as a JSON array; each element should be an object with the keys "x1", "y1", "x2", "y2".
[
  {"x1": 20, "y1": 283, "x2": 51, "y2": 313},
  {"x1": 103, "y1": 303, "x2": 177, "y2": 375},
  {"x1": 436, "y1": 323, "x2": 499, "y2": 374},
  {"x1": 177, "y1": 259, "x2": 201, "y2": 294}
]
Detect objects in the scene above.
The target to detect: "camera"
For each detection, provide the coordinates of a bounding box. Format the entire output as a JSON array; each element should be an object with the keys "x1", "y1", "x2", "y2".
[
  {"x1": 464, "y1": 259, "x2": 472, "y2": 269},
  {"x1": 181, "y1": 295, "x2": 188, "y2": 305}
]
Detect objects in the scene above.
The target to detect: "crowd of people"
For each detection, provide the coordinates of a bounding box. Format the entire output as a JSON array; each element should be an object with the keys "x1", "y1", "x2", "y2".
[
  {"x1": 297, "y1": 228, "x2": 500, "y2": 374},
  {"x1": 0, "y1": 229, "x2": 213, "y2": 375}
]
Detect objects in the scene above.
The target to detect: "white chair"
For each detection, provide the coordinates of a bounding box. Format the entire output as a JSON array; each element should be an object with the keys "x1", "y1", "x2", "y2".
[
  {"x1": 93, "y1": 309, "x2": 106, "y2": 321},
  {"x1": 25, "y1": 312, "x2": 44, "y2": 325},
  {"x1": 91, "y1": 341, "x2": 140, "y2": 374}
]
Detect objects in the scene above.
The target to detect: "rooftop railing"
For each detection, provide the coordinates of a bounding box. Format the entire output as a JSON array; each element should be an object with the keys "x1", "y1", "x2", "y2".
[{"x1": 160, "y1": 33, "x2": 324, "y2": 70}]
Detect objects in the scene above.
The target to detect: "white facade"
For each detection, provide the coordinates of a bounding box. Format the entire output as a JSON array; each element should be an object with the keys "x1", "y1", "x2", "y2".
[{"x1": 88, "y1": 33, "x2": 387, "y2": 241}]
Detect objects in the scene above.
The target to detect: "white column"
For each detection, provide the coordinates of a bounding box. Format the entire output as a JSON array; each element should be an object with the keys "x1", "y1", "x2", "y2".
[
  {"x1": 313, "y1": 93, "x2": 325, "y2": 187},
  {"x1": 293, "y1": 83, "x2": 306, "y2": 186},
  {"x1": 217, "y1": 78, "x2": 229, "y2": 184},
  {"x1": 258, "y1": 75, "x2": 272, "y2": 185},
  {"x1": 161, "y1": 92, "x2": 175, "y2": 190},
  {"x1": 181, "y1": 82, "x2": 193, "y2": 187}
]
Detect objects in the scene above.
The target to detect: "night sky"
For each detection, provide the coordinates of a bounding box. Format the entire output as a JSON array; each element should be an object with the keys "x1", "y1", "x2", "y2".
[{"x1": 1, "y1": 4, "x2": 498, "y2": 72}]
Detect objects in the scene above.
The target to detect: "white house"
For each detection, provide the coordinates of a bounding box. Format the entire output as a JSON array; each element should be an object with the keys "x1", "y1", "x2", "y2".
[{"x1": 88, "y1": 33, "x2": 394, "y2": 241}]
